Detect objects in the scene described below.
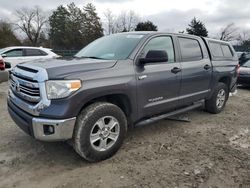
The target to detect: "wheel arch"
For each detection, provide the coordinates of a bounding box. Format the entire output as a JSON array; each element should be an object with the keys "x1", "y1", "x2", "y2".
[
  {"x1": 78, "y1": 93, "x2": 133, "y2": 124},
  {"x1": 218, "y1": 76, "x2": 231, "y2": 91}
]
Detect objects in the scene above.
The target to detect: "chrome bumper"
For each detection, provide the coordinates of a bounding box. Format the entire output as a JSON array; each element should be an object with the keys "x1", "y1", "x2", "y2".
[
  {"x1": 32, "y1": 117, "x2": 76, "y2": 141},
  {"x1": 8, "y1": 97, "x2": 76, "y2": 142}
]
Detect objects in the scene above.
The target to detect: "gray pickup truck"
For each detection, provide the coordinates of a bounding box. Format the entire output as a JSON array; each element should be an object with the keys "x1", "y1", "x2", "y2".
[{"x1": 7, "y1": 32, "x2": 238, "y2": 162}]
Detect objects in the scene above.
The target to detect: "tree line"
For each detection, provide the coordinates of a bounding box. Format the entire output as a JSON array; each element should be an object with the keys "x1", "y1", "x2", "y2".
[
  {"x1": 0, "y1": 3, "x2": 157, "y2": 50},
  {"x1": 0, "y1": 3, "x2": 249, "y2": 51}
]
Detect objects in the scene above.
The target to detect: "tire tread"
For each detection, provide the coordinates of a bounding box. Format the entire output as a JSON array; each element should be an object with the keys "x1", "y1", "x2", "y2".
[{"x1": 73, "y1": 102, "x2": 127, "y2": 162}]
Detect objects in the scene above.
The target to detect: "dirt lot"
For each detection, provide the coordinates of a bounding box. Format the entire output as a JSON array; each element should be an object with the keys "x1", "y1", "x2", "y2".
[{"x1": 0, "y1": 81, "x2": 250, "y2": 188}]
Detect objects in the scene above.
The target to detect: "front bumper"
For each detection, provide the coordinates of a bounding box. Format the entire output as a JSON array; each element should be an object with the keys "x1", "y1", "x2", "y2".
[
  {"x1": 237, "y1": 75, "x2": 250, "y2": 86},
  {"x1": 8, "y1": 99, "x2": 76, "y2": 141}
]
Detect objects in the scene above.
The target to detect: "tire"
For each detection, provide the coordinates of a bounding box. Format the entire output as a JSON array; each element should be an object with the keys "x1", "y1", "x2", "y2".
[
  {"x1": 73, "y1": 102, "x2": 127, "y2": 162},
  {"x1": 205, "y1": 82, "x2": 229, "y2": 114}
]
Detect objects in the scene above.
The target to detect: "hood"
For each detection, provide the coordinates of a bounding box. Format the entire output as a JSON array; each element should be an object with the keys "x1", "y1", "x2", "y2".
[{"x1": 20, "y1": 58, "x2": 117, "y2": 79}]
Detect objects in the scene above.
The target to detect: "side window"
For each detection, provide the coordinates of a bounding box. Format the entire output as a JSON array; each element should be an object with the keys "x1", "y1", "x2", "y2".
[
  {"x1": 221, "y1": 44, "x2": 233, "y2": 57},
  {"x1": 178, "y1": 37, "x2": 203, "y2": 61},
  {"x1": 39, "y1": 50, "x2": 48, "y2": 56},
  {"x1": 142, "y1": 36, "x2": 175, "y2": 63},
  {"x1": 25, "y1": 49, "x2": 47, "y2": 56},
  {"x1": 4, "y1": 49, "x2": 23, "y2": 57},
  {"x1": 209, "y1": 42, "x2": 223, "y2": 57}
]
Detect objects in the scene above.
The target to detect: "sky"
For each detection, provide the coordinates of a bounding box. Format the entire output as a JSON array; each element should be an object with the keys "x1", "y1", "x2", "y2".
[{"x1": 0, "y1": 0, "x2": 250, "y2": 38}]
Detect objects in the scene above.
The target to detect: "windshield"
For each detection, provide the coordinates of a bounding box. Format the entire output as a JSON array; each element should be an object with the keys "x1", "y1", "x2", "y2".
[
  {"x1": 75, "y1": 34, "x2": 145, "y2": 60},
  {"x1": 242, "y1": 60, "x2": 250, "y2": 67},
  {"x1": 0, "y1": 48, "x2": 7, "y2": 54}
]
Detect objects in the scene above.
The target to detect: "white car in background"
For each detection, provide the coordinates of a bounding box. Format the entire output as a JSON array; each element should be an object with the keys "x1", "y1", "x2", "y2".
[{"x1": 0, "y1": 46, "x2": 60, "y2": 69}]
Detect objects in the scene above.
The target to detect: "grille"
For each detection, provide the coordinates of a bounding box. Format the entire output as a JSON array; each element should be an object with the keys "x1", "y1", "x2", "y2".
[{"x1": 10, "y1": 72, "x2": 41, "y2": 103}]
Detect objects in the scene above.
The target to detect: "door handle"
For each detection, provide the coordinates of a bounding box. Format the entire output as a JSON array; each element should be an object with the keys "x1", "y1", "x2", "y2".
[
  {"x1": 138, "y1": 75, "x2": 147, "y2": 80},
  {"x1": 204, "y1": 64, "x2": 211, "y2": 70},
  {"x1": 171, "y1": 67, "x2": 181, "y2": 74}
]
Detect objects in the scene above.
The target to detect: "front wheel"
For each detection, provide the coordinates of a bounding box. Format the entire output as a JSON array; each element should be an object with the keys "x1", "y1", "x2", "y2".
[
  {"x1": 73, "y1": 102, "x2": 127, "y2": 162},
  {"x1": 205, "y1": 82, "x2": 229, "y2": 114}
]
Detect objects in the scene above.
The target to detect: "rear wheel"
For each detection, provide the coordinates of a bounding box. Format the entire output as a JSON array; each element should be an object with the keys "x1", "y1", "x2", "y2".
[
  {"x1": 73, "y1": 102, "x2": 127, "y2": 162},
  {"x1": 205, "y1": 82, "x2": 229, "y2": 114}
]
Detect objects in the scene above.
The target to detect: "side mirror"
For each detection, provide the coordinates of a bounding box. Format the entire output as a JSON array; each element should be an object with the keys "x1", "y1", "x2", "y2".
[
  {"x1": 139, "y1": 50, "x2": 168, "y2": 65},
  {"x1": 1, "y1": 54, "x2": 7, "y2": 58}
]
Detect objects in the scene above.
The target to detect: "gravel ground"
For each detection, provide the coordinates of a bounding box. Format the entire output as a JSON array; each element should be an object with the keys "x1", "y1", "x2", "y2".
[{"x1": 0, "y1": 81, "x2": 250, "y2": 188}]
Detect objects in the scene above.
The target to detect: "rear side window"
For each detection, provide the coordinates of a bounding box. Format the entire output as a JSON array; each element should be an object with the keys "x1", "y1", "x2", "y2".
[
  {"x1": 209, "y1": 42, "x2": 234, "y2": 58},
  {"x1": 209, "y1": 42, "x2": 223, "y2": 57},
  {"x1": 178, "y1": 37, "x2": 203, "y2": 61},
  {"x1": 221, "y1": 45, "x2": 233, "y2": 57},
  {"x1": 25, "y1": 49, "x2": 47, "y2": 56}
]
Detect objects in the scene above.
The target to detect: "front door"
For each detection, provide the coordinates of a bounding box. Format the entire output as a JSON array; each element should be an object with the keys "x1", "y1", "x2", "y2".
[
  {"x1": 2, "y1": 49, "x2": 25, "y2": 68},
  {"x1": 136, "y1": 36, "x2": 181, "y2": 119}
]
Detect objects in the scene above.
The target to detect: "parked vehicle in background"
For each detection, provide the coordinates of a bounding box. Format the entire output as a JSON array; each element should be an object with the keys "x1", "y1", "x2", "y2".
[
  {"x1": 0, "y1": 55, "x2": 9, "y2": 83},
  {"x1": 238, "y1": 52, "x2": 250, "y2": 66},
  {"x1": 238, "y1": 60, "x2": 250, "y2": 86},
  {"x1": 8, "y1": 32, "x2": 238, "y2": 162},
  {"x1": 0, "y1": 46, "x2": 60, "y2": 69},
  {"x1": 236, "y1": 52, "x2": 244, "y2": 58}
]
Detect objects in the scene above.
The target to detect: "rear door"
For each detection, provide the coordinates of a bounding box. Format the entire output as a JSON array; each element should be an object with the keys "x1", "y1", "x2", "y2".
[
  {"x1": 136, "y1": 35, "x2": 181, "y2": 118},
  {"x1": 177, "y1": 37, "x2": 212, "y2": 105},
  {"x1": 23, "y1": 48, "x2": 48, "y2": 61}
]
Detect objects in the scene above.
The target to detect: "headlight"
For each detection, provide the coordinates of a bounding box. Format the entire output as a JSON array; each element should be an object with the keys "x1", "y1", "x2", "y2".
[{"x1": 46, "y1": 80, "x2": 81, "y2": 99}]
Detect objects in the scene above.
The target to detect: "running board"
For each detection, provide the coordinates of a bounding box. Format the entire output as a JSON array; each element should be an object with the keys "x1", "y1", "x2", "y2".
[{"x1": 135, "y1": 102, "x2": 203, "y2": 127}]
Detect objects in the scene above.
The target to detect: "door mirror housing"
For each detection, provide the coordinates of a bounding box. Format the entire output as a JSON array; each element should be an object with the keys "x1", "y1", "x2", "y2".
[
  {"x1": 1, "y1": 54, "x2": 7, "y2": 58},
  {"x1": 139, "y1": 50, "x2": 168, "y2": 65}
]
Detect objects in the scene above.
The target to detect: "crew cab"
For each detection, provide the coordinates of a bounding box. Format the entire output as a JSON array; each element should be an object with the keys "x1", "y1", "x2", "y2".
[{"x1": 7, "y1": 32, "x2": 238, "y2": 162}]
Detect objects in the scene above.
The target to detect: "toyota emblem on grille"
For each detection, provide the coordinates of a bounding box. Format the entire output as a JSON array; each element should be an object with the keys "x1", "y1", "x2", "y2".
[{"x1": 14, "y1": 80, "x2": 20, "y2": 93}]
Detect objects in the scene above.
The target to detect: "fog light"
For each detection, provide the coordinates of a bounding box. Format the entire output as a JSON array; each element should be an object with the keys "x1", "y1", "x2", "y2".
[{"x1": 43, "y1": 125, "x2": 55, "y2": 135}]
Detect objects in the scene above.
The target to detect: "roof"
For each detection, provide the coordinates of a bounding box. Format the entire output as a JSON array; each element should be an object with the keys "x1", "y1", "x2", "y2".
[
  {"x1": 203, "y1": 37, "x2": 231, "y2": 44},
  {"x1": 116, "y1": 31, "x2": 204, "y2": 39},
  {"x1": 1, "y1": 46, "x2": 51, "y2": 51}
]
